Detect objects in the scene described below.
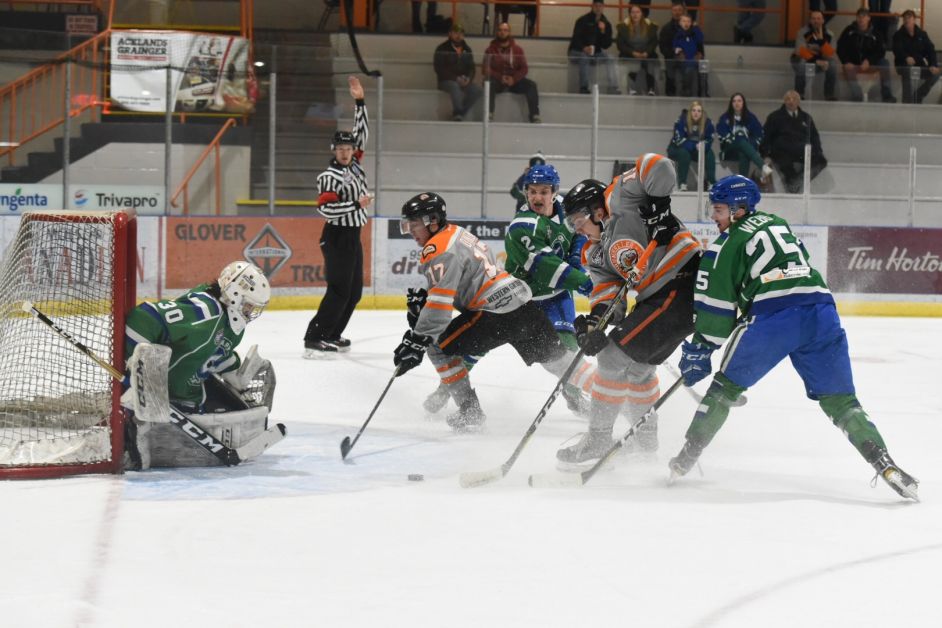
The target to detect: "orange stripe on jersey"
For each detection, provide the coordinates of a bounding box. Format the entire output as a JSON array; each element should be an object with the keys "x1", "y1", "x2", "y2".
[
  {"x1": 637, "y1": 153, "x2": 663, "y2": 183},
  {"x1": 635, "y1": 237, "x2": 699, "y2": 293},
  {"x1": 626, "y1": 392, "x2": 660, "y2": 406},
  {"x1": 592, "y1": 390, "x2": 628, "y2": 405},
  {"x1": 469, "y1": 272, "x2": 510, "y2": 309},
  {"x1": 619, "y1": 289, "x2": 676, "y2": 347},
  {"x1": 437, "y1": 359, "x2": 462, "y2": 373},
  {"x1": 439, "y1": 311, "x2": 483, "y2": 349},
  {"x1": 426, "y1": 302, "x2": 452, "y2": 311},
  {"x1": 442, "y1": 370, "x2": 469, "y2": 384},
  {"x1": 420, "y1": 224, "x2": 459, "y2": 264},
  {"x1": 429, "y1": 287, "x2": 457, "y2": 296},
  {"x1": 603, "y1": 175, "x2": 619, "y2": 219},
  {"x1": 591, "y1": 281, "x2": 621, "y2": 298},
  {"x1": 625, "y1": 377, "x2": 659, "y2": 392}
]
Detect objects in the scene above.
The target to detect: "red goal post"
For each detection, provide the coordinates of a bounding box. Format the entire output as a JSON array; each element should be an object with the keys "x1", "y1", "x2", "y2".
[{"x1": 0, "y1": 209, "x2": 137, "y2": 479}]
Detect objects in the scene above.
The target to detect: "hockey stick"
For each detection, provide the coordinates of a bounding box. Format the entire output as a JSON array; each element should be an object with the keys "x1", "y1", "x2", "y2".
[
  {"x1": 663, "y1": 362, "x2": 747, "y2": 407},
  {"x1": 342, "y1": 0, "x2": 382, "y2": 78},
  {"x1": 22, "y1": 300, "x2": 286, "y2": 467},
  {"x1": 341, "y1": 365, "x2": 402, "y2": 460},
  {"x1": 458, "y1": 240, "x2": 660, "y2": 488},
  {"x1": 528, "y1": 376, "x2": 684, "y2": 488}
]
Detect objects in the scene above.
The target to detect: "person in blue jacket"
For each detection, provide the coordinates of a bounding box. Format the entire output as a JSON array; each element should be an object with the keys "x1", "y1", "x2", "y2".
[
  {"x1": 666, "y1": 100, "x2": 716, "y2": 191},
  {"x1": 716, "y1": 92, "x2": 773, "y2": 181}
]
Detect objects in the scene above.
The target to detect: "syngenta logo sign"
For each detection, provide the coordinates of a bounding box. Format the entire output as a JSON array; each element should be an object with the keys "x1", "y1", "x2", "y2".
[{"x1": 0, "y1": 188, "x2": 49, "y2": 212}]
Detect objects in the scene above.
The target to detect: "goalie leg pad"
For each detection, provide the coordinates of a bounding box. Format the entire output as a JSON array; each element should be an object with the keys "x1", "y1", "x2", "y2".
[
  {"x1": 147, "y1": 406, "x2": 270, "y2": 468},
  {"x1": 121, "y1": 343, "x2": 172, "y2": 423}
]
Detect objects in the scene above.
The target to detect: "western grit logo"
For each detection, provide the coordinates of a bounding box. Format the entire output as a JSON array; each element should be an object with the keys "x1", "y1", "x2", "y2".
[{"x1": 244, "y1": 223, "x2": 292, "y2": 279}]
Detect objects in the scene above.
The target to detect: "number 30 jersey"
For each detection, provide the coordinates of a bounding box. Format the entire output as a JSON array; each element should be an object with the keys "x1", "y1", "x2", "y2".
[
  {"x1": 695, "y1": 211, "x2": 832, "y2": 347},
  {"x1": 414, "y1": 224, "x2": 532, "y2": 340},
  {"x1": 124, "y1": 284, "x2": 243, "y2": 405}
]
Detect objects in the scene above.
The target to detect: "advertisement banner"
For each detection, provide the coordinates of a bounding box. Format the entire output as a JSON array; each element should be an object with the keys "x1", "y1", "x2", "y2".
[
  {"x1": 110, "y1": 30, "x2": 255, "y2": 113},
  {"x1": 827, "y1": 226, "x2": 942, "y2": 296},
  {"x1": 377, "y1": 219, "x2": 510, "y2": 293},
  {"x1": 0, "y1": 184, "x2": 166, "y2": 216},
  {"x1": 0, "y1": 184, "x2": 59, "y2": 214},
  {"x1": 164, "y1": 217, "x2": 372, "y2": 290}
]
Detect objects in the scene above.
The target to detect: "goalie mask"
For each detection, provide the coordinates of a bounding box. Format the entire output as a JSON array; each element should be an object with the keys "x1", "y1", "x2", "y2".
[{"x1": 218, "y1": 261, "x2": 271, "y2": 334}]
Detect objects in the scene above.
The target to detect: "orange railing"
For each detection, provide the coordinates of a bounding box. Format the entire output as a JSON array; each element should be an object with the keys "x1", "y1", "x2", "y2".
[
  {"x1": 0, "y1": 29, "x2": 111, "y2": 165},
  {"x1": 170, "y1": 117, "x2": 237, "y2": 215}
]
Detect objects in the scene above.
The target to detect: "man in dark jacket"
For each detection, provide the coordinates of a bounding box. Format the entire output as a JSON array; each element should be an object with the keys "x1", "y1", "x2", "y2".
[
  {"x1": 892, "y1": 9, "x2": 940, "y2": 104},
  {"x1": 759, "y1": 90, "x2": 828, "y2": 194},
  {"x1": 567, "y1": 0, "x2": 620, "y2": 94},
  {"x1": 434, "y1": 23, "x2": 482, "y2": 121},
  {"x1": 658, "y1": 1, "x2": 687, "y2": 96},
  {"x1": 836, "y1": 8, "x2": 896, "y2": 102},
  {"x1": 484, "y1": 22, "x2": 541, "y2": 123}
]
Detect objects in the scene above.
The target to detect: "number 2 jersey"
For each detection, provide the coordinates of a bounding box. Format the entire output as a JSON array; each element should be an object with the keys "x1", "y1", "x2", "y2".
[
  {"x1": 414, "y1": 224, "x2": 532, "y2": 340},
  {"x1": 124, "y1": 283, "x2": 243, "y2": 406},
  {"x1": 694, "y1": 210, "x2": 832, "y2": 347}
]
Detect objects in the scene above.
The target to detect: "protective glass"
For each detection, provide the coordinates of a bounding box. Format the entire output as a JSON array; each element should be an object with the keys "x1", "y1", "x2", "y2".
[
  {"x1": 241, "y1": 300, "x2": 266, "y2": 323},
  {"x1": 564, "y1": 207, "x2": 593, "y2": 231},
  {"x1": 399, "y1": 215, "x2": 433, "y2": 235}
]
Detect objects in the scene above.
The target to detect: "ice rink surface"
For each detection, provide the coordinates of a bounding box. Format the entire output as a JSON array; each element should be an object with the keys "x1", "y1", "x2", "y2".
[{"x1": 2, "y1": 310, "x2": 941, "y2": 628}]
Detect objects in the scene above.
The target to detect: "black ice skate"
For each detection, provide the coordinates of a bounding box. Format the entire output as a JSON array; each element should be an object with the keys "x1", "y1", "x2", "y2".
[
  {"x1": 668, "y1": 439, "x2": 703, "y2": 483},
  {"x1": 423, "y1": 382, "x2": 451, "y2": 414},
  {"x1": 446, "y1": 390, "x2": 486, "y2": 432},
  {"x1": 303, "y1": 338, "x2": 338, "y2": 359},
  {"x1": 556, "y1": 430, "x2": 614, "y2": 470},
  {"x1": 325, "y1": 337, "x2": 351, "y2": 352},
  {"x1": 866, "y1": 444, "x2": 919, "y2": 501}
]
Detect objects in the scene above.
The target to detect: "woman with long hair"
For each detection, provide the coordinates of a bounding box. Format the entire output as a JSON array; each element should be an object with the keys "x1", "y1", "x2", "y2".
[
  {"x1": 666, "y1": 100, "x2": 716, "y2": 191},
  {"x1": 615, "y1": 4, "x2": 659, "y2": 95},
  {"x1": 716, "y1": 92, "x2": 773, "y2": 180}
]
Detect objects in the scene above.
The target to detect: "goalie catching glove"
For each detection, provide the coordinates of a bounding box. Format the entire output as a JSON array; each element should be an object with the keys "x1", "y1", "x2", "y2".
[
  {"x1": 219, "y1": 344, "x2": 276, "y2": 411},
  {"x1": 393, "y1": 329, "x2": 433, "y2": 375}
]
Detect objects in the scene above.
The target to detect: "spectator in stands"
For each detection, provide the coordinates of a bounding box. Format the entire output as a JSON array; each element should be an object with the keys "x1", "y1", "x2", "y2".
[
  {"x1": 809, "y1": 0, "x2": 836, "y2": 24},
  {"x1": 616, "y1": 4, "x2": 659, "y2": 95},
  {"x1": 717, "y1": 92, "x2": 772, "y2": 182},
  {"x1": 672, "y1": 13, "x2": 706, "y2": 97},
  {"x1": 510, "y1": 151, "x2": 546, "y2": 208},
  {"x1": 667, "y1": 100, "x2": 716, "y2": 191},
  {"x1": 497, "y1": 2, "x2": 537, "y2": 38},
  {"x1": 760, "y1": 90, "x2": 828, "y2": 194},
  {"x1": 484, "y1": 22, "x2": 541, "y2": 123},
  {"x1": 433, "y1": 22, "x2": 482, "y2": 121},
  {"x1": 658, "y1": 1, "x2": 687, "y2": 96},
  {"x1": 568, "y1": 0, "x2": 620, "y2": 94},
  {"x1": 791, "y1": 10, "x2": 838, "y2": 101},
  {"x1": 837, "y1": 8, "x2": 896, "y2": 103},
  {"x1": 734, "y1": 0, "x2": 764, "y2": 44},
  {"x1": 892, "y1": 9, "x2": 940, "y2": 104}
]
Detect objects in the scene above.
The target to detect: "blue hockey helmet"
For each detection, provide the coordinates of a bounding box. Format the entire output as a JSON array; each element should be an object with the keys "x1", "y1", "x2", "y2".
[
  {"x1": 709, "y1": 174, "x2": 761, "y2": 214},
  {"x1": 523, "y1": 163, "x2": 560, "y2": 192}
]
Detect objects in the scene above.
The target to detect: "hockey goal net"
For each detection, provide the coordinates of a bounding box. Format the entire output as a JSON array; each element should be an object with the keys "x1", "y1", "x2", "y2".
[{"x1": 0, "y1": 210, "x2": 136, "y2": 479}]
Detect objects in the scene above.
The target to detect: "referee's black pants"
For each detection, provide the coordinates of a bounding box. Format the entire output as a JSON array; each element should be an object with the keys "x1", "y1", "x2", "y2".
[{"x1": 305, "y1": 223, "x2": 363, "y2": 343}]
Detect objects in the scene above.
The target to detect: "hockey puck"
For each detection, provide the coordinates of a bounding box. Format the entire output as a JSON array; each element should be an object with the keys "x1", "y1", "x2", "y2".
[{"x1": 407, "y1": 474, "x2": 424, "y2": 482}]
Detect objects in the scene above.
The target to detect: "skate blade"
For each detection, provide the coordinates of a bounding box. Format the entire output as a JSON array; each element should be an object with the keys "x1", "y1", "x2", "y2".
[
  {"x1": 302, "y1": 349, "x2": 338, "y2": 360},
  {"x1": 555, "y1": 458, "x2": 601, "y2": 473},
  {"x1": 884, "y1": 470, "x2": 920, "y2": 502},
  {"x1": 450, "y1": 423, "x2": 487, "y2": 435}
]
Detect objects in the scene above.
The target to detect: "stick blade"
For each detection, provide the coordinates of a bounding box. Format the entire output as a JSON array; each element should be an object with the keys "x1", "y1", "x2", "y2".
[
  {"x1": 340, "y1": 436, "x2": 353, "y2": 460},
  {"x1": 458, "y1": 467, "x2": 505, "y2": 488},
  {"x1": 528, "y1": 472, "x2": 586, "y2": 488}
]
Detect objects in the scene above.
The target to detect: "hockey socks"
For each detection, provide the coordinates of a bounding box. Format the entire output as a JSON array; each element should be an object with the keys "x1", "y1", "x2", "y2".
[{"x1": 819, "y1": 394, "x2": 887, "y2": 453}]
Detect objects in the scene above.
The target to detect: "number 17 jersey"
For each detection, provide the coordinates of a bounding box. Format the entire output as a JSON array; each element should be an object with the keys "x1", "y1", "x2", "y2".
[{"x1": 694, "y1": 211, "x2": 832, "y2": 347}]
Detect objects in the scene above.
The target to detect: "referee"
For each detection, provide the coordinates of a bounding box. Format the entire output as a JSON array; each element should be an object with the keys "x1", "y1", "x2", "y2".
[{"x1": 304, "y1": 76, "x2": 371, "y2": 356}]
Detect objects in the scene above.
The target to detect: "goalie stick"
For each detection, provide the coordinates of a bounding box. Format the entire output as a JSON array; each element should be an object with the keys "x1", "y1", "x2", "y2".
[
  {"x1": 458, "y1": 241, "x2": 660, "y2": 488},
  {"x1": 22, "y1": 300, "x2": 286, "y2": 467},
  {"x1": 528, "y1": 376, "x2": 684, "y2": 488}
]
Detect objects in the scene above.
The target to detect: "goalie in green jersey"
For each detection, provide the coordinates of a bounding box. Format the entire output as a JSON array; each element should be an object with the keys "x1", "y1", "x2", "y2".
[{"x1": 121, "y1": 261, "x2": 278, "y2": 469}]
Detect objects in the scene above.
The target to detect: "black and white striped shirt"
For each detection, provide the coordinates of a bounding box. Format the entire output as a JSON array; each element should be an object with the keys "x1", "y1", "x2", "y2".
[{"x1": 316, "y1": 100, "x2": 370, "y2": 227}]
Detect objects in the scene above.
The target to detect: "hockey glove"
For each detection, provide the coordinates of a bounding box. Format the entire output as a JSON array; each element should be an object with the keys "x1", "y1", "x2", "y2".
[
  {"x1": 393, "y1": 329, "x2": 433, "y2": 376},
  {"x1": 406, "y1": 287, "x2": 428, "y2": 330},
  {"x1": 576, "y1": 276, "x2": 594, "y2": 297},
  {"x1": 639, "y1": 195, "x2": 680, "y2": 247},
  {"x1": 574, "y1": 312, "x2": 608, "y2": 356},
  {"x1": 679, "y1": 339, "x2": 716, "y2": 386},
  {"x1": 567, "y1": 234, "x2": 589, "y2": 271}
]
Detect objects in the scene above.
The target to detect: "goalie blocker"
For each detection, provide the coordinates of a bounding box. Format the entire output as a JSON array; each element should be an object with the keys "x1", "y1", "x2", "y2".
[{"x1": 122, "y1": 342, "x2": 281, "y2": 469}]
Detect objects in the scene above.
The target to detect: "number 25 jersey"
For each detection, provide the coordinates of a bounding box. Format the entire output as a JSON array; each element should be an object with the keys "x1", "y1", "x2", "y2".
[{"x1": 414, "y1": 224, "x2": 532, "y2": 340}]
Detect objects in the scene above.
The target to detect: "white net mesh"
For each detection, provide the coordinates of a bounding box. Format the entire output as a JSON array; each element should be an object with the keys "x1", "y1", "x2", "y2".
[{"x1": 0, "y1": 211, "x2": 128, "y2": 470}]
